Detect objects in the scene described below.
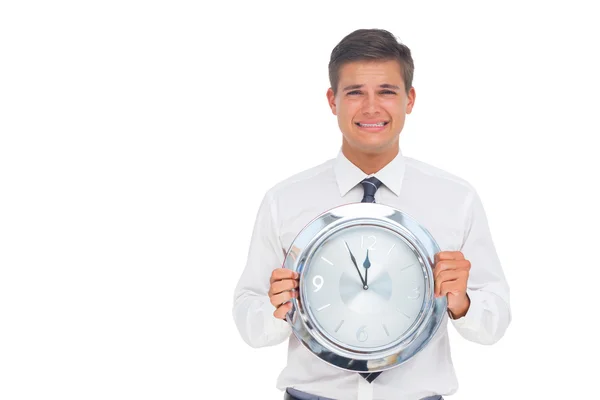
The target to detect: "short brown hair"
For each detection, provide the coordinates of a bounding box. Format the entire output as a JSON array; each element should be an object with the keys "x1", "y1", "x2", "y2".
[{"x1": 328, "y1": 29, "x2": 414, "y2": 95}]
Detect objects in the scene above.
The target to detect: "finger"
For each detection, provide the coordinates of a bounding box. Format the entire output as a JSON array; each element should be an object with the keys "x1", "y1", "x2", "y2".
[
  {"x1": 435, "y1": 269, "x2": 470, "y2": 296},
  {"x1": 270, "y1": 268, "x2": 299, "y2": 284},
  {"x1": 273, "y1": 302, "x2": 293, "y2": 320},
  {"x1": 434, "y1": 270, "x2": 459, "y2": 296},
  {"x1": 438, "y1": 270, "x2": 470, "y2": 296},
  {"x1": 434, "y1": 251, "x2": 465, "y2": 263},
  {"x1": 270, "y1": 279, "x2": 298, "y2": 296},
  {"x1": 439, "y1": 280, "x2": 467, "y2": 297},
  {"x1": 270, "y1": 290, "x2": 297, "y2": 307},
  {"x1": 433, "y1": 259, "x2": 471, "y2": 276}
]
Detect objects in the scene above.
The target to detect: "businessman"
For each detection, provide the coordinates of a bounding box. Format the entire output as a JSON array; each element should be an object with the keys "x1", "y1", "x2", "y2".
[{"x1": 233, "y1": 28, "x2": 511, "y2": 400}]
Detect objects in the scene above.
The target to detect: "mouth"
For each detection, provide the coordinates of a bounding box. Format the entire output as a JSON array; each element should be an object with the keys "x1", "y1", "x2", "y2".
[
  {"x1": 355, "y1": 121, "x2": 389, "y2": 128},
  {"x1": 354, "y1": 121, "x2": 390, "y2": 132}
]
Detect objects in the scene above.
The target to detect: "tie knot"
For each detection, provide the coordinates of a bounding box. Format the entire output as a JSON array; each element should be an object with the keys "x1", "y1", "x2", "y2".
[{"x1": 360, "y1": 176, "x2": 382, "y2": 203}]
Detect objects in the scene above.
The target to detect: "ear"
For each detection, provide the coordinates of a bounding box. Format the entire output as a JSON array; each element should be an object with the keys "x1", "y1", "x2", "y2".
[
  {"x1": 405, "y1": 87, "x2": 416, "y2": 114},
  {"x1": 326, "y1": 88, "x2": 337, "y2": 115}
]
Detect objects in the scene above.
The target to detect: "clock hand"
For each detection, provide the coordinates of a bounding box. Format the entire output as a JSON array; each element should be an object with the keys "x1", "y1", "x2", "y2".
[
  {"x1": 363, "y1": 249, "x2": 371, "y2": 287},
  {"x1": 343, "y1": 241, "x2": 367, "y2": 289}
]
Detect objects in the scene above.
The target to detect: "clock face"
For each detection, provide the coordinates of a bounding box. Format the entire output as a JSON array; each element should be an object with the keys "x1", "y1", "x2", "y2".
[{"x1": 302, "y1": 224, "x2": 426, "y2": 350}]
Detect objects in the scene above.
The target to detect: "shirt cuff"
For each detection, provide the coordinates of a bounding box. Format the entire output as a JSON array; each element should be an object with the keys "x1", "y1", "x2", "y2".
[
  {"x1": 261, "y1": 300, "x2": 292, "y2": 339},
  {"x1": 449, "y1": 289, "x2": 483, "y2": 331}
]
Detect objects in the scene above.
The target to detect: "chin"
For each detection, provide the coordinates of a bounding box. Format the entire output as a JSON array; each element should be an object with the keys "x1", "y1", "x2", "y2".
[
  {"x1": 353, "y1": 142, "x2": 395, "y2": 155},
  {"x1": 355, "y1": 136, "x2": 397, "y2": 151},
  {"x1": 342, "y1": 128, "x2": 400, "y2": 155}
]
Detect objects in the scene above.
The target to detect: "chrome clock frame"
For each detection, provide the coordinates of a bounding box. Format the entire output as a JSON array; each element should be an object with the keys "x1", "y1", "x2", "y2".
[{"x1": 283, "y1": 203, "x2": 447, "y2": 373}]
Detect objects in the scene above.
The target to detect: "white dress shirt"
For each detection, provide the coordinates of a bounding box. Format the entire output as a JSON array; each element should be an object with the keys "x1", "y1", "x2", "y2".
[{"x1": 232, "y1": 150, "x2": 511, "y2": 400}]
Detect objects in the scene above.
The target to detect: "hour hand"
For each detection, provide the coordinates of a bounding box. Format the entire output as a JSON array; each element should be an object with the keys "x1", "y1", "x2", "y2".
[
  {"x1": 344, "y1": 241, "x2": 366, "y2": 288},
  {"x1": 363, "y1": 249, "x2": 371, "y2": 286}
]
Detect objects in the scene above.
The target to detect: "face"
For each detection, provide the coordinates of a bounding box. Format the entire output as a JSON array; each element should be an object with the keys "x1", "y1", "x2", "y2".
[
  {"x1": 302, "y1": 225, "x2": 426, "y2": 350},
  {"x1": 326, "y1": 60, "x2": 416, "y2": 158}
]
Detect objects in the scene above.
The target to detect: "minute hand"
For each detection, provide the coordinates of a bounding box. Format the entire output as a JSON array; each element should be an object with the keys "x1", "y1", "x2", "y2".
[{"x1": 344, "y1": 241, "x2": 367, "y2": 288}]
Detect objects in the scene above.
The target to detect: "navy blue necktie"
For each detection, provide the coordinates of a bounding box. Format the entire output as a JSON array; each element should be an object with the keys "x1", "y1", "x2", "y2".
[
  {"x1": 360, "y1": 176, "x2": 382, "y2": 203},
  {"x1": 359, "y1": 176, "x2": 383, "y2": 383}
]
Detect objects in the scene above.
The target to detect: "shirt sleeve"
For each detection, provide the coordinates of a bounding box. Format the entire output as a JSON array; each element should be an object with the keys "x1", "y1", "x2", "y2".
[
  {"x1": 450, "y1": 188, "x2": 511, "y2": 345},
  {"x1": 232, "y1": 190, "x2": 292, "y2": 348}
]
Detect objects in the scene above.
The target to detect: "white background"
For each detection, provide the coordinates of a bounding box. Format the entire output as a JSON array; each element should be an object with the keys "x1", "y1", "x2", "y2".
[{"x1": 1, "y1": 1, "x2": 599, "y2": 399}]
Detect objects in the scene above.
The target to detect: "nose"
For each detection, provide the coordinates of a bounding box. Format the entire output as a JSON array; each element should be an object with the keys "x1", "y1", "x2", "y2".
[{"x1": 361, "y1": 92, "x2": 380, "y2": 116}]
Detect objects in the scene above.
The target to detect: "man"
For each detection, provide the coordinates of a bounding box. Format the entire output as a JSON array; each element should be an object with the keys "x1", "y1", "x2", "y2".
[{"x1": 232, "y1": 28, "x2": 511, "y2": 400}]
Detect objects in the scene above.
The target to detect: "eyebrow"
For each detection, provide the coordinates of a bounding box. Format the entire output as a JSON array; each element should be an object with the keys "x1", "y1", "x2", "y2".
[{"x1": 342, "y1": 84, "x2": 401, "y2": 91}]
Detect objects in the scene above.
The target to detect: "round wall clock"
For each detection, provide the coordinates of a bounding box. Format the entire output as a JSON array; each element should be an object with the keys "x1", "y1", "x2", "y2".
[{"x1": 284, "y1": 203, "x2": 447, "y2": 373}]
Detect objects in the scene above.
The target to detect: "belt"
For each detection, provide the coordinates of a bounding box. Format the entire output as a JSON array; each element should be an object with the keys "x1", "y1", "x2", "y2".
[
  {"x1": 284, "y1": 388, "x2": 335, "y2": 400},
  {"x1": 284, "y1": 388, "x2": 443, "y2": 400}
]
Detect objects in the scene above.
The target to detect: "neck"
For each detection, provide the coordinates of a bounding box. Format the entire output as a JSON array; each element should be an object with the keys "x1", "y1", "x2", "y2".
[{"x1": 341, "y1": 142, "x2": 399, "y2": 175}]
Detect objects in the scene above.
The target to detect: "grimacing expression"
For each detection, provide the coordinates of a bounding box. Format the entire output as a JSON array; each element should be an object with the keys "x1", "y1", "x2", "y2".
[{"x1": 327, "y1": 60, "x2": 416, "y2": 154}]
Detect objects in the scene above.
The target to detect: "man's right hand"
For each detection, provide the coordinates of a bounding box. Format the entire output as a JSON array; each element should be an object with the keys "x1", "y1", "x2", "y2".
[{"x1": 268, "y1": 268, "x2": 299, "y2": 320}]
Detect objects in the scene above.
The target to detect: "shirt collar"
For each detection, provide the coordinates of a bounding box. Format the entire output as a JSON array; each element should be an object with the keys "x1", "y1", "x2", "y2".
[{"x1": 333, "y1": 149, "x2": 405, "y2": 198}]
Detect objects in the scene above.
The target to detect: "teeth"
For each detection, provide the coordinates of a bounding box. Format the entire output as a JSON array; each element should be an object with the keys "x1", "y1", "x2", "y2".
[{"x1": 359, "y1": 122, "x2": 386, "y2": 127}]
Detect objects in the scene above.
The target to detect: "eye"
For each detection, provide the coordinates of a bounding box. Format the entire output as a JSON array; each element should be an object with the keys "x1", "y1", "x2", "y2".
[
  {"x1": 347, "y1": 90, "x2": 362, "y2": 96},
  {"x1": 380, "y1": 90, "x2": 397, "y2": 95}
]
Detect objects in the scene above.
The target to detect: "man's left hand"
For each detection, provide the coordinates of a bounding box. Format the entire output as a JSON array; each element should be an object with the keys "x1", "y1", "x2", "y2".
[{"x1": 433, "y1": 251, "x2": 471, "y2": 319}]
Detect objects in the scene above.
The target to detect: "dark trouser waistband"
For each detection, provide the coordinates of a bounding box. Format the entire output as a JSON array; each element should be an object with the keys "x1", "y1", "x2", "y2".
[
  {"x1": 284, "y1": 387, "x2": 443, "y2": 400},
  {"x1": 284, "y1": 388, "x2": 335, "y2": 400}
]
